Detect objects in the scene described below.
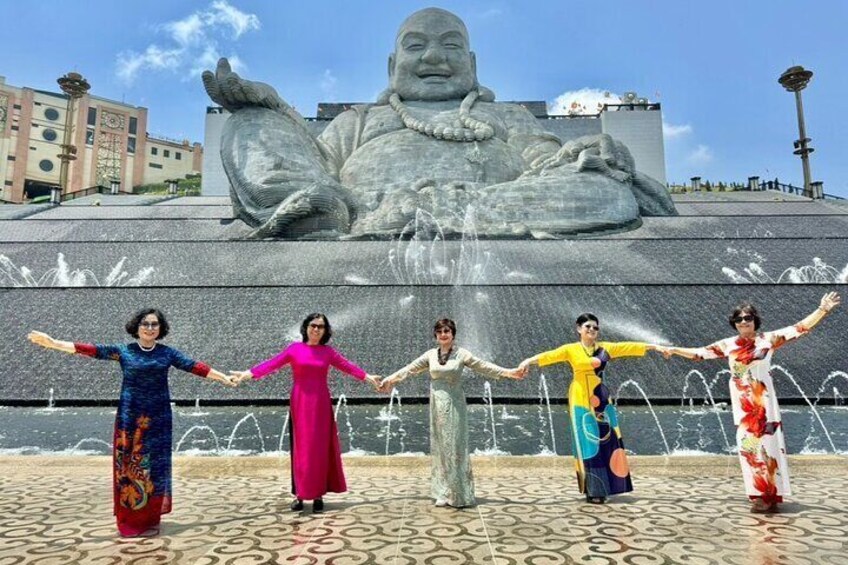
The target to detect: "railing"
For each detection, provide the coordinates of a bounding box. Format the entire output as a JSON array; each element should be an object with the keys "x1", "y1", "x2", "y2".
[
  {"x1": 60, "y1": 185, "x2": 133, "y2": 202},
  {"x1": 756, "y1": 179, "x2": 845, "y2": 200}
]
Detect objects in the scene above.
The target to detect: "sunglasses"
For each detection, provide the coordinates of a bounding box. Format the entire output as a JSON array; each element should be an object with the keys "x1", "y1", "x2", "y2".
[
  {"x1": 733, "y1": 315, "x2": 755, "y2": 324},
  {"x1": 582, "y1": 324, "x2": 599, "y2": 331},
  {"x1": 308, "y1": 323, "x2": 326, "y2": 329},
  {"x1": 139, "y1": 322, "x2": 160, "y2": 329}
]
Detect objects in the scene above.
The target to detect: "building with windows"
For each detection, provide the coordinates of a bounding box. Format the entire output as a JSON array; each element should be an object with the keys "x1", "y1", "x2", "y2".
[{"x1": 0, "y1": 75, "x2": 202, "y2": 202}]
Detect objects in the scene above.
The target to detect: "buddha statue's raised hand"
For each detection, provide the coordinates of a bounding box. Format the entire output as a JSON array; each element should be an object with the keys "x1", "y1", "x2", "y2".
[{"x1": 202, "y1": 58, "x2": 288, "y2": 114}]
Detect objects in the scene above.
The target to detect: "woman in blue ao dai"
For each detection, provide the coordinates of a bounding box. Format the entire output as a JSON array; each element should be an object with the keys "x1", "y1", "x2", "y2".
[{"x1": 28, "y1": 308, "x2": 235, "y2": 537}]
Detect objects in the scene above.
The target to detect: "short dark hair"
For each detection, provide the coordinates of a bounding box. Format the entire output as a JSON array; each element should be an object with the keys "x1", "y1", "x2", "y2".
[
  {"x1": 433, "y1": 318, "x2": 457, "y2": 337},
  {"x1": 729, "y1": 303, "x2": 761, "y2": 330},
  {"x1": 125, "y1": 308, "x2": 170, "y2": 339},
  {"x1": 575, "y1": 312, "x2": 600, "y2": 327},
  {"x1": 301, "y1": 313, "x2": 332, "y2": 344}
]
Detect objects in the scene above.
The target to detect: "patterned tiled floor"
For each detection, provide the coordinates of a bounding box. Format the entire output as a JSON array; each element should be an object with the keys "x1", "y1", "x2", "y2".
[{"x1": 1, "y1": 455, "x2": 846, "y2": 564}]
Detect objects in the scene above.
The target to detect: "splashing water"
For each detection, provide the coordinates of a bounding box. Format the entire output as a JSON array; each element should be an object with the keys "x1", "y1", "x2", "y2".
[
  {"x1": 537, "y1": 374, "x2": 557, "y2": 455},
  {"x1": 767, "y1": 365, "x2": 837, "y2": 453},
  {"x1": 0, "y1": 253, "x2": 153, "y2": 287},
  {"x1": 224, "y1": 413, "x2": 266, "y2": 454},
  {"x1": 387, "y1": 208, "x2": 495, "y2": 285},
  {"x1": 71, "y1": 438, "x2": 111, "y2": 454},
  {"x1": 382, "y1": 388, "x2": 406, "y2": 455},
  {"x1": 614, "y1": 380, "x2": 670, "y2": 455},
  {"x1": 675, "y1": 370, "x2": 731, "y2": 453},
  {"x1": 803, "y1": 371, "x2": 848, "y2": 453},
  {"x1": 184, "y1": 398, "x2": 209, "y2": 417},
  {"x1": 723, "y1": 257, "x2": 848, "y2": 284},
  {"x1": 479, "y1": 381, "x2": 505, "y2": 454},
  {"x1": 335, "y1": 394, "x2": 359, "y2": 453},
  {"x1": 175, "y1": 425, "x2": 222, "y2": 454},
  {"x1": 277, "y1": 410, "x2": 290, "y2": 453}
]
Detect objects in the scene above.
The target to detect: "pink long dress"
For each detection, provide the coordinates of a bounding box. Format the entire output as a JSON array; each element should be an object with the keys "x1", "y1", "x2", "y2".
[{"x1": 251, "y1": 342, "x2": 367, "y2": 500}]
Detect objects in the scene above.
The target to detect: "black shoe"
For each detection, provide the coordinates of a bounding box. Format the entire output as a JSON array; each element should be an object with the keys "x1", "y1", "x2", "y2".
[
  {"x1": 586, "y1": 496, "x2": 606, "y2": 504},
  {"x1": 313, "y1": 498, "x2": 324, "y2": 513},
  {"x1": 290, "y1": 498, "x2": 304, "y2": 511}
]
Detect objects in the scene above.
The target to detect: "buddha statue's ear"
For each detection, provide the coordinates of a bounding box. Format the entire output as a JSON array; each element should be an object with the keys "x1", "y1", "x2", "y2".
[{"x1": 376, "y1": 53, "x2": 396, "y2": 105}]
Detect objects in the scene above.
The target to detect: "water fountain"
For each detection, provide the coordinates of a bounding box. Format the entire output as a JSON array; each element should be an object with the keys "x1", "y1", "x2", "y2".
[
  {"x1": 802, "y1": 370, "x2": 848, "y2": 453},
  {"x1": 224, "y1": 413, "x2": 266, "y2": 454},
  {"x1": 475, "y1": 381, "x2": 507, "y2": 455},
  {"x1": 674, "y1": 370, "x2": 732, "y2": 453},
  {"x1": 380, "y1": 389, "x2": 406, "y2": 455},
  {"x1": 335, "y1": 394, "x2": 362, "y2": 454},
  {"x1": 0, "y1": 253, "x2": 154, "y2": 286},
  {"x1": 175, "y1": 425, "x2": 222, "y2": 454},
  {"x1": 536, "y1": 374, "x2": 557, "y2": 455},
  {"x1": 614, "y1": 379, "x2": 670, "y2": 455},
  {"x1": 722, "y1": 257, "x2": 848, "y2": 284}
]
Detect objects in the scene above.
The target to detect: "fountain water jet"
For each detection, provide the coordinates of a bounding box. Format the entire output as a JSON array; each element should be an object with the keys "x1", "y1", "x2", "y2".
[
  {"x1": 536, "y1": 374, "x2": 557, "y2": 455},
  {"x1": 175, "y1": 425, "x2": 221, "y2": 454},
  {"x1": 614, "y1": 379, "x2": 670, "y2": 455},
  {"x1": 224, "y1": 413, "x2": 266, "y2": 454}
]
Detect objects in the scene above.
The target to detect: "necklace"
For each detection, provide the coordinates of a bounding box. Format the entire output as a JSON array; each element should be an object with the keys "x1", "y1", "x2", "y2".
[
  {"x1": 437, "y1": 347, "x2": 453, "y2": 365},
  {"x1": 388, "y1": 90, "x2": 495, "y2": 142},
  {"x1": 138, "y1": 342, "x2": 156, "y2": 352}
]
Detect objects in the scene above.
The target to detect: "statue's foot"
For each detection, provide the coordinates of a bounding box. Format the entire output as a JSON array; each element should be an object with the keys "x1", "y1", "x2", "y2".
[{"x1": 247, "y1": 187, "x2": 350, "y2": 239}]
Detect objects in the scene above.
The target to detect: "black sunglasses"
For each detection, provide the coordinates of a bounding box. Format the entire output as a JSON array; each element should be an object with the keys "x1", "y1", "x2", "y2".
[{"x1": 733, "y1": 315, "x2": 755, "y2": 324}]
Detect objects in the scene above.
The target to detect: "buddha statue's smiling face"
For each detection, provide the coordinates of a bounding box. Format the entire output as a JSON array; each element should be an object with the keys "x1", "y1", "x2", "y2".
[{"x1": 389, "y1": 8, "x2": 478, "y2": 101}]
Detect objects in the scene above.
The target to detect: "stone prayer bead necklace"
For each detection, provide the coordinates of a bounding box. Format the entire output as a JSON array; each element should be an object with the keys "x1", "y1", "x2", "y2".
[{"x1": 389, "y1": 90, "x2": 495, "y2": 142}]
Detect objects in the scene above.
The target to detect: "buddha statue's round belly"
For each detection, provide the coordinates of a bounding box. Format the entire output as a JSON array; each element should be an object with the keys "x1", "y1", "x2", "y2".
[{"x1": 340, "y1": 129, "x2": 525, "y2": 200}]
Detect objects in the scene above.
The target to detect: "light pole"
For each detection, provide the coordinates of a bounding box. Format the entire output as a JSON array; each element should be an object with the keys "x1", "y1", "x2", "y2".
[
  {"x1": 56, "y1": 72, "x2": 91, "y2": 202},
  {"x1": 778, "y1": 65, "x2": 815, "y2": 198}
]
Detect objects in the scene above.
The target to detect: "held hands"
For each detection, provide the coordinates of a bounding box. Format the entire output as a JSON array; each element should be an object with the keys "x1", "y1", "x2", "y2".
[
  {"x1": 820, "y1": 292, "x2": 841, "y2": 313},
  {"x1": 377, "y1": 376, "x2": 397, "y2": 394},
  {"x1": 505, "y1": 367, "x2": 527, "y2": 380},
  {"x1": 209, "y1": 371, "x2": 238, "y2": 388},
  {"x1": 365, "y1": 374, "x2": 382, "y2": 392},
  {"x1": 228, "y1": 370, "x2": 254, "y2": 386}
]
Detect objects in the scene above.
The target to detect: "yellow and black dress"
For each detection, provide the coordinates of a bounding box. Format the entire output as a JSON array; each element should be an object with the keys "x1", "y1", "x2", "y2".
[{"x1": 538, "y1": 341, "x2": 646, "y2": 498}]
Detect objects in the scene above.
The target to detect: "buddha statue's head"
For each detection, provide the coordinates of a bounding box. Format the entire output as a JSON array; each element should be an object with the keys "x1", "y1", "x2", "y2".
[{"x1": 388, "y1": 8, "x2": 478, "y2": 101}]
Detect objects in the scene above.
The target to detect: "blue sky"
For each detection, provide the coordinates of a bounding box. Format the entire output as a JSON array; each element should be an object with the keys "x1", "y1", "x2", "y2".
[{"x1": 5, "y1": 1, "x2": 848, "y2": 197}]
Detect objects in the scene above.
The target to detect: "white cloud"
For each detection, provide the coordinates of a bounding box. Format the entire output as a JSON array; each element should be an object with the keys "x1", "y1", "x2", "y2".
[
  {"x1": 117, "y1": 45, "x2": 183, "y2": 83},
  {"x1": 686, "y1": 144, "x2": 714, "y2": 165},
  {"x1": 117, "y1": 0, "x2": 259, "y2": 84},
  {"x1": 662, "y1": 121, "x2": 692, "y2": 139},
  {"x1": 208, "y1": 0, "x2": 261, "y2": 38},
  {"x1": 549, "y1": 88, "x2": 620, "y2": 116},
  {"x1": 164, "y1": 14, "x2": 205, "y2": 46}
]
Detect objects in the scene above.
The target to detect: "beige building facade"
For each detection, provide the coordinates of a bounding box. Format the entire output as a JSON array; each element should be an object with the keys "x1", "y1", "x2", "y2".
[{"x1": 0, "y1": 75, "x2": 202, "y2": 203}]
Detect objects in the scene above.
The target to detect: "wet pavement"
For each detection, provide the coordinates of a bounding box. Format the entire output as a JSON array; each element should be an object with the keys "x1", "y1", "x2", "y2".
[{"x1": 1, "y1": 455, "x2": 846, "y2": 564}]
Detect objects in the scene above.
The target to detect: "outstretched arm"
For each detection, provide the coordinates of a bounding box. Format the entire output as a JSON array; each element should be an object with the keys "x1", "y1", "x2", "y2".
[
  {"x1": 380, "y1": 352, "x2": 430, "y2": 392},
  {"x1": 231, "y1": 346, "x2": 294, "y2": 385},
  {"x1": 768, "y1": 291, "x2": 841, "y2": 349},
  {"x1": 664, "y1": 342, "x2": 727, "y2": 361},
  {"x1": 463, "y1": 350, "x2": 525, "y2": 380},
  {"x1": 169, "y1": 348, "x2": 237, "y2": 388},
  {"x1": 28, "y1": 331, "x2": 75, "y2": 354},
  {"x1": 28, "y1": 330, "x2": 122, "y2": 360}
]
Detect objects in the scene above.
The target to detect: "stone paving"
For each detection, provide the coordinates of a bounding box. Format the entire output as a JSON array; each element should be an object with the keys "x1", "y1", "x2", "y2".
[{"x1": 1, "y1": 455, "x2": 846, "y2": 564}]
